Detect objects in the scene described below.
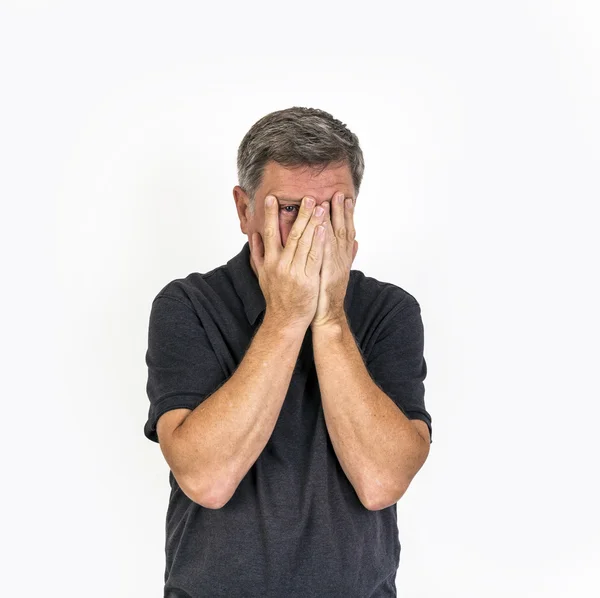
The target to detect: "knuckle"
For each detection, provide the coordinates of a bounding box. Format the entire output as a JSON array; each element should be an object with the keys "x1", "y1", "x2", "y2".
[
  {"x1": 263, "y1": 226, "x2": 276, "y2": 238},
  {"x1": 336, "y1": 226, "x2": 347, "y2": 240},
  {"x1": 297, "y1": 234, "x2": 311, "y2": 248},
  {"x1": 288, "y1": 227, "x2": 303, "y2": 241}
]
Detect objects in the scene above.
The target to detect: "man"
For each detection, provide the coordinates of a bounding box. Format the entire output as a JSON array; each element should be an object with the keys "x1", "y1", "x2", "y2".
[{"x1": 144, "y1": 107, "x2": 433, "y2": 597}]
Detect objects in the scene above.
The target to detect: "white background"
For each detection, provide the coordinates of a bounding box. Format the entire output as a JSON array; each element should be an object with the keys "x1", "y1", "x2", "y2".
[{"x1": 2, "y1": 1, "x2": 599, "y2": 596}]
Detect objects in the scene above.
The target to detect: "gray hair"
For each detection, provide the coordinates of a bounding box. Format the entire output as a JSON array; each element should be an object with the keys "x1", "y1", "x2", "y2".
[{"x1": 237, "y1": 107, "x2": 365, "y2": 215}]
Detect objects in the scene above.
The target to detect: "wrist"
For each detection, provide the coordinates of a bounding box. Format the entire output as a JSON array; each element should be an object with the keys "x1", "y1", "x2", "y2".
[
  {"x1": 310, "y1": 312, "x2": 348, "y2": 336},
  {"x1": 261, "y1": 310, "x2": 309, "y2": 340}
]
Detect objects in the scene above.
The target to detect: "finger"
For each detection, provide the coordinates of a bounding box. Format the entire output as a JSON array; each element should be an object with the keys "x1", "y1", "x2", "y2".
[
  {"x1": 322, "y1": 200, "x2": 335, "y2": 246},
  {"x1": 305, "y1": 224, "x2": 327, "y2": 278},
  {"x1": 320, "y1": 205, "x2": 335, "y2": 266},
  {"x1": 280, "y1": 195, "x2": 316, "y2": 267},
  {"x1": 295, "y1": 201, "x2": 328, "y2": 270},
  {"x1": 262, "y1": 195, "x2": 282, "y2": 264},
  {"x1": 250, "y1": 231, "x2": 265, "y2": 272},
  {"x1": 331, "y1": 192, "x2": 346, "y2": 248},
  {"x1": 344, "y1": 197, "x2": 356, "y2": 257}
]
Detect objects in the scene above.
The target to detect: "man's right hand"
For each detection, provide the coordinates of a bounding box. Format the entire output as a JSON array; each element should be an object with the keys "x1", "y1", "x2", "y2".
[{"x1": 250, "y1": 194, "x2": 328, "y2": 332}]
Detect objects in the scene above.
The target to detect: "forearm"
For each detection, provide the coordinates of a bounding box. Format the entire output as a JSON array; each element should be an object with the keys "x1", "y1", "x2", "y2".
[
  {"x1": 175, "y1": 312, "x2": 305, "y2": 508},
  {"x1": 312, "y1": 316, "x2": 429, "y2": 510}
]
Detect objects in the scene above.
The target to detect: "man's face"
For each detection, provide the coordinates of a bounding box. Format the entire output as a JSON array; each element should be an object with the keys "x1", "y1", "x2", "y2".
[{"x1": 233, "y1": 160, "x2": 356, "y2": 274}]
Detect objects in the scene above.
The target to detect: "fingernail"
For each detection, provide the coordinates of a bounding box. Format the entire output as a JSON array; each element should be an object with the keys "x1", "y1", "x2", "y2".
[
  {"x1": 337, "y1": 193, "x2": 345, "y2": 203},
  {"x1": 266, "y1": 196, "x2": 274, "y2": 206},
  {"x1": 305, "y1": 197, "x2": 315, "y2": 208}
]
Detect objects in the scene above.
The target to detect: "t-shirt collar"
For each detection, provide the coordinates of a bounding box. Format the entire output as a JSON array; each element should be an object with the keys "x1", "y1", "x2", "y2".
[{"x1": 227, "y1": 241, "x2": 266, "y2": 326}]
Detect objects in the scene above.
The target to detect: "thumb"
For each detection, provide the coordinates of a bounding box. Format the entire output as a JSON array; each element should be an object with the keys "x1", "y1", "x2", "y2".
[{"x1": 250, "y1": 232, "x2": 265, "y2": 270}]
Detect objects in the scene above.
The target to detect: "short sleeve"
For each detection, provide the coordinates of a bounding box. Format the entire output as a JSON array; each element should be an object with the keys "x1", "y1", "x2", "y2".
[
  {"x1": 364, "y1": 299, "x2": 433, "y2": 444},
  {"x1": 144, "y1": 294, "x2": 225, "y2": 443}
]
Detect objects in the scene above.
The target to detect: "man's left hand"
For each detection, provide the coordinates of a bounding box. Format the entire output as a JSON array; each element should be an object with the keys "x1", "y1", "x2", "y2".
[{"x1": 310, "y1": 192, "x2": 359, "y2": 330}]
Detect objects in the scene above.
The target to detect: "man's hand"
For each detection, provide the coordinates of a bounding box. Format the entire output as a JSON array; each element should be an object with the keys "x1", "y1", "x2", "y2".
[
  {"x1": 250, "y1": 194, "x2": 327, "y2": 333},
  {"x1": 311, "y1": 192, "x2": 359, "y2": 330}
]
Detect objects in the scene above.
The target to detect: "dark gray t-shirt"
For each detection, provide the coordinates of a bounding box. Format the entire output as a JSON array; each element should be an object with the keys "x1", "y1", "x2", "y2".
[{"x1": 144, "y1": 241, "x2": 432, "y2": 598}]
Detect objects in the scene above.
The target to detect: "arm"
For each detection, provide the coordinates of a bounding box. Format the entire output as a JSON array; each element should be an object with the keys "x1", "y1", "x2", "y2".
[
  {"x1": 309, "y1": 192, "x2": 431, "y2": 511},
  {"x1": 312, "y1": 308, "x2": 431, "y2": 511},
  {"x1": 160, "y1": 314, "x2": 305, "y2": 509},
  {"x1": 148, "y1": 193, "x2": 327, "y2": 509}
]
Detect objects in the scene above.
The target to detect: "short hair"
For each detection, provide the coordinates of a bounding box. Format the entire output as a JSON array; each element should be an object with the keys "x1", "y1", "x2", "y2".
[{"x1": 237, "y1": 107, "x2": 365, "y2": 214}]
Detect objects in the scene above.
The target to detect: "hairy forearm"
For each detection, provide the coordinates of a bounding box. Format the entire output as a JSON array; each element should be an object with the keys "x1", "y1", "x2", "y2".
[
  {"x1": 312, "y1": 316, "x2": 429, "y2": 510},
  {"x1": 174, "y1": 313, "x2": 305, "y2": 508}
]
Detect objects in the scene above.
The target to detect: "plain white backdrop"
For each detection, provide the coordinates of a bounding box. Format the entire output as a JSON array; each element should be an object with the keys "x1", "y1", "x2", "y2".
[{"x1": 2, "y1": 1, "x2": 599, "y2": 596}]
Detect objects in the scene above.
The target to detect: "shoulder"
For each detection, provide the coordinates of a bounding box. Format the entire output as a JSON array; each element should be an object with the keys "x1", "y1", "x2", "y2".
[
  {"x1": 151, "y1": 264, "x2": 229, "y2": 311},
  {"x1": 348, "y1": 268, "x2": 420, "y2": 318}
]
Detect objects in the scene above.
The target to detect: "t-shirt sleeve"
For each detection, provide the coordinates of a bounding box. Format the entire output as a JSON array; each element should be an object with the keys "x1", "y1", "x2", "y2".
[
  {"x1": 364, "y1": 298, "x2": 433, "y2": 444},
  {"x1": 144, "y1": 294, "x2": 225, "y2": 443}
]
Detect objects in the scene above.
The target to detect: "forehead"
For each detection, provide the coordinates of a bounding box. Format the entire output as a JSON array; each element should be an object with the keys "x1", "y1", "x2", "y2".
[{"x1": 261, "y1": 160, "x2": 355, "y2": 202}]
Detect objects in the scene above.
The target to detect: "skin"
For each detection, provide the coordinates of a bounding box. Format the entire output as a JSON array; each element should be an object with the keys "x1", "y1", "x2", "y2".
[
  {"x1": 233, "y1": 159, "x2": 359, "y2": 327},
  {"x1": 155, "y1": 158, "x2": 428, "y2": 510},
  {"x1": 233, "y1": 161, "x2": 358, "y2": 272},
  {"x1": 232, "y1": 160, "x2": 430, "y2": 507}
]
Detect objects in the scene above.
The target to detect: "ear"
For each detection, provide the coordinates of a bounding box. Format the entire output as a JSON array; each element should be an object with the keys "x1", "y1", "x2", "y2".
[
  {"x1": 352, "y1": 239, "x2": 359, "y2": 264},
  {"x1": 233, "y1": 185, "x2": 252, "y2": 233}
]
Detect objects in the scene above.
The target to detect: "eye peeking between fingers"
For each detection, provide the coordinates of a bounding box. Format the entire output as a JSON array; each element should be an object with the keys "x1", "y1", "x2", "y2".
[{"x1": 281, "y1": 205, "x2": 299, "y2": 217}]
